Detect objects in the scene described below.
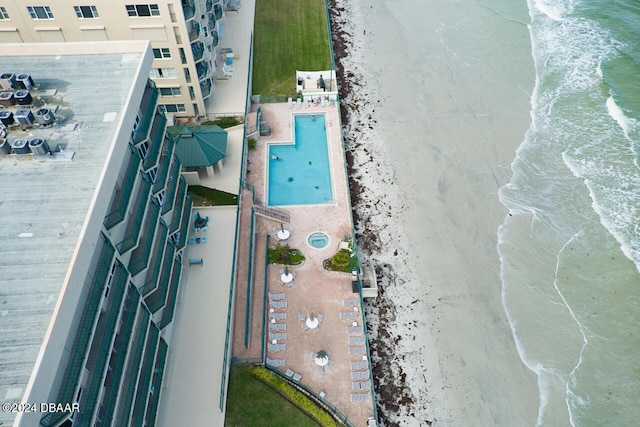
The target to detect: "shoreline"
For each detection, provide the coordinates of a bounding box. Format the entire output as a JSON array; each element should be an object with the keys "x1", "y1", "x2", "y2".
[
  {"x1": 327, "y1": 1, "x2": 425, "y2": 425},
  {"x1": 327, "y1": 0, "x2": 539, "y2": 425}
]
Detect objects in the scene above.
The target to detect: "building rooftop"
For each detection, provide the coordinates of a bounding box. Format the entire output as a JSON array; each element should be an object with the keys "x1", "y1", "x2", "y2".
[{"x1": 0, "y1": 42, "x2": 150, "y2": 425}]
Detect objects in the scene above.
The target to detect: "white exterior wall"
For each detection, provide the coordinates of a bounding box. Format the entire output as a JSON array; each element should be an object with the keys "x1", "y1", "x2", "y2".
[{"x1": 0, "y1": 0, "x2": 223, "y2": 118}]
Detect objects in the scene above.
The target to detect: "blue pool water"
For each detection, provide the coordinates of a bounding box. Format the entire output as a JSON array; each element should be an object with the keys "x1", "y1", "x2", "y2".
[
  {"x1": 308, "y1": 232, "x2": 329, "y2": 249},
  {"x1": 268, "y1": 114, "x2": 333, "y2": 206}
]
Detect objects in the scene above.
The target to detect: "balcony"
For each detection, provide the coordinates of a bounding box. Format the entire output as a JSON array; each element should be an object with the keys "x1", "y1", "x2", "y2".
[
  {"x1": 161, "y1": 159, "x2": 181, "y2": 215},
  {"x1": 144, "y1": 338, "x2": 168, "y2": 426},
  {"x1": 181, "y1": 0, "x2": 195, "y2": 20},
  {"x1": 116, "y1": 176, "x2": 152, "y2": 254},
  {"x1": 128, "y1": 200, "x2": 161, "y2": 276},
  {"x1": 214, "y1": 3, "x2": 223, "y2": 19},
  {"x1": 152, "y1": 138, "x2": 175, "y2": 195},
  {"x1": 130, "y1": 324, "x2": 160, "y2": 427},
  {"x1": 176, "y1": 196, "x2": 192, "y2": 250},
  {"x1": 145, "y1": 242, "x2": 175, "y2": 313},
  {"x1": 200, "y1": 78, "x2": 212, "y2": 98},
  {"x1": 142, "y1": 112, "x2": 167, "y2": 171},
  {"x1": 206, "y1": 0, "x2": 213, "y2": 12},
  {"x1": 196, "y1": 61, "x2": 210, "y2": 82},
  {"x1": 188, "y1": 20, "x2": 201, "y2": 42},
  {"x1": 141, "y1": 221, "x2": 169, "y2": 296},
  {"x1": 208, "y1": 12, "x2": 216, "y2": 31},
  {"x1": 104, "y1": 149, "x2": 141, "y2": 230},
  {"x1": 101, "y1": 287, "x2": 140, "y2": 427},
  {"x1": 191, "y1": 41, "x2": 205, "y2": 62},
  {"x1": 132, "y1": 81, "x2": 158, "y2": 145},
  {"x1": 74, "y1": 261, "x2": 129, "y2": 426},
  {"x1": 40, "y1": 235, "x2": 115, "y2": 427},
  {"x1": 116, "y1": 309, "x2": 151, "y2": 427},
  {"x1": 211, "y1": 29, "x2": 219, "y2": 47},
  {"x1": 159, "y1": 259, "x2": 183, "y2": 329},
  {"x1": 169, "y1": 178, "x2": 187, "y2": 234}
]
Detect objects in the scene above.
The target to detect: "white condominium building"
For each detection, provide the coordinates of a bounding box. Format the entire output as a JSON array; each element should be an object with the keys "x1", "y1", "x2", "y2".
[{"x1": 0, "y1": 0, "x2": 230, "y2": 118}]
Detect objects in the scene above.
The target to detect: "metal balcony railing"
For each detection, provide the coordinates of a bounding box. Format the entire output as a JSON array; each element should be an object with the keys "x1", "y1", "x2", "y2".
[
  {"x1": 144, "y1": 338, "x2": 168, "y2": 427},
  {"x1": 161, "y1": 159, "x2": 181, "y2": 215},
  {"x1": 128, "y1": 200, "x2": 161, "y2": 276},
  {"x1": 176, "y1": 196, "x2": 192, "y2": 250},
  {"x1": 142, "y1": 113, "x2": 167, "y2": 171},
  {"x1": 152, "y1": 138, "x2": 175, "y2": 195},
  {"x1": 116, "y1": 176, "x2": 152, "y2": 254},
  {"x1": 101, "y1": 287, "x2": 140, "y2": 427},
  {"x1": 74, "y1": 261, "x2": 128, "y2": 427},
  {"x1": 132, "y1": 81, "x2": 158, "y2": 145},
  {"x1": 141, "y1": 221, "x2": 169, "y2": 296},
  {"x1": 40, "y1": 235, "x2": 115, "y2": 427},
  {"x1": 104, "y1": 150, "x2": 141, "y2": 230},
  {"x1": 191, "y1": 41, "x2": 205, "y2": 62},
  {"x1": 117, "y1": 308, "x2": 151, "y2": 427},
  {"x1": 131, "y1": 324, "x2": 160, "y2": 427},
  {"x1": 169, "y1": 178, "x2": 187, "y2": 234},
  {"x1": 214, "y1": 3, "x2": 223, "y2": 19},
  {"x1": 145, "y1": 243, "x2": 175, "y2": 313},
  {"x1": 159, "y1": 259, "x2": 183, "y2": 329}
]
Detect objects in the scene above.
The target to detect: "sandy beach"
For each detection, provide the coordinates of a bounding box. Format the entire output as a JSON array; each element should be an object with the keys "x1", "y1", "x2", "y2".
[{"x1": 328, "y1": 0, "x2": 541, "y2": 425}]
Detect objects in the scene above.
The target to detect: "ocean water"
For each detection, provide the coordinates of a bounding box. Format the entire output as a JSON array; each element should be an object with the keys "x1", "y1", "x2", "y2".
[{"x1": 498, "y1": 0, "x2": 640, "y2": 425}]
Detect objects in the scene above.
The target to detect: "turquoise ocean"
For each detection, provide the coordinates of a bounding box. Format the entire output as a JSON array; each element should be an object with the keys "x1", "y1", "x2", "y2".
[{"x1": 499, "y1": 0, "x2": 640, "y2": 425}]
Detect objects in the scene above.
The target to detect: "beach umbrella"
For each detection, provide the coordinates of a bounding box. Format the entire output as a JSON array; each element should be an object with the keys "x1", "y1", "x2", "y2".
[
  {"x1": 315, "y1": 349, "x2": 329, "y2": 366},
  {"x1": 280, "y1": 222, "x2": 284, "y2": 232},
  {"x1": 284, "y1": 265, "x2": 289, "y2": 276}
]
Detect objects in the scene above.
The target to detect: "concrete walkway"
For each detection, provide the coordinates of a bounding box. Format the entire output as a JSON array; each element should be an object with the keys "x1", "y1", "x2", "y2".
[{"x1": 157, "y1": 206, "x2": 238, "y2": 427}]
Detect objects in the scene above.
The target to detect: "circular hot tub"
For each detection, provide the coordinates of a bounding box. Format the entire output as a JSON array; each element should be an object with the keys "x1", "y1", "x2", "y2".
[{"x1": 308, "y1": 232, "x2": 329, "y2": 249}]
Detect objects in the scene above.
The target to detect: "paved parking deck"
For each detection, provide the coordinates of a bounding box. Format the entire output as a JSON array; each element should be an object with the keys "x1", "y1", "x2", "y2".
[{"x1": 231, "y1": 103, "x2": 376, "y2": 425}]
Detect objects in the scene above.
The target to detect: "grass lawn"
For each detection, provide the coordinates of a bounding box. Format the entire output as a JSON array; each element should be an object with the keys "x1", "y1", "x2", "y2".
[
  {"x1": 187, "y1": 185, "x2": 238, "y2": 206},
  {"x1": 253, "y1": 0, "x2": 331, "y2": 96},
  {"x1": 224, "y1": 365, "x2": 319, "y2": 427}
]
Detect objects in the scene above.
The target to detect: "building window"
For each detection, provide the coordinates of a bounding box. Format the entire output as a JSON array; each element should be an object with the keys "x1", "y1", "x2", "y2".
[
  {"x1": 137, "y1": 141, "x2": 149, "y2": 160},
  {"x1": 27, "y1": 6, "x2": 54, "y2": 19},
  {"x1": 74, "y1": 5, "x2": 99, "y2": 18},
  {"x1": 159, "y1": 87, "x2": 181, "y2": 97},
  {"x1": 152, "y1": 48, "x2": 171, "y2": 59},
  {"x1": 158, "y1": 104, "x2": 186, "y2": 113},
  {"x1": 0, "y1": 7, "x2": 9, "y2": 20},
  {"x1": 149, "y1": 68, "x2": 176, "y2": 78},
  {"x1": 147, "y1": 167, "x2": 157, "y2": 183},
  {"x1": 126, "y1": 4, "x2": 160, "y2": 17}
]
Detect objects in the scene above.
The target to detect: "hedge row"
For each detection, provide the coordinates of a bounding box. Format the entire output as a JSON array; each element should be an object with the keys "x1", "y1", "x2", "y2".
[{"x1": 249, "y1": 366, "x2": 340, "y2": 427}]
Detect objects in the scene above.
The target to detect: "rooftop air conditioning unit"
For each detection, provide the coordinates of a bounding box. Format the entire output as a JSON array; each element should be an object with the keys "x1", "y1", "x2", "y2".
[
  {"x1": 15, "y1": 74, "x2": 34, "y2": 90},
  {"x1": 0, "y1": 138, "x2": 11, "y2": 155},
  {"x1": 0, "y1": 73, "x2": 16, "y2": 90},
  {"x1": 35, "y1": 108, "x2": 54, "y2": 126},
  {"x1": 29, "y1": 137, "x2": 50, "y2": 155},
  {"x1": 14, "y1": 109, "x2": 34, "y2": 126},
  {"x1": 0, "y1": 111, "x2": 14, "y2": 127},
  {"x1": 11, "y1": 139, "x2": 30, "y2": 154},
  {"x1": 14, "y1": 90, "x2": 32, "y2": 105},
  {"x1": 0, "y1": 91, "x2": 14, "y2": 107}
]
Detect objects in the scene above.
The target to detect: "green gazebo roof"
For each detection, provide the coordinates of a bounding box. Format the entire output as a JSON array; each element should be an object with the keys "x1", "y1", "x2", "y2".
[{"x1": 167, "y1": 125, "x2": 228, "y2": 167}]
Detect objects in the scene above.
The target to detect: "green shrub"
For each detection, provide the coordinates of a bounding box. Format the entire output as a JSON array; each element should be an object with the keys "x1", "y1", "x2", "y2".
[
  {"x1": 249, "y1": 366, "x2": 340, "y2": 427},
  {"x1": 323, "y1": 249, "x2": 353, "y2": 273},
  {"x1": 248, "y1": 137, "x2": 257, "y2": 150},
  {"x1": 268, "y1": 244, "x2": 305, "y2": 265},
  {"x1": 201, "y1": 116, "x2": 242, "y2": 128}
]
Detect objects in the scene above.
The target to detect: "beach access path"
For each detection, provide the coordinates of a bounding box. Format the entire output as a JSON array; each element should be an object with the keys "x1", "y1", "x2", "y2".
[{"x1": 231, "y1": 102, "x2": 376, "y2": 425}]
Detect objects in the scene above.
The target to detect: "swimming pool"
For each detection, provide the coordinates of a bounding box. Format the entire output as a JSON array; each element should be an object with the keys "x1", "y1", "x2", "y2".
[{"x1": 267, "y1": 114, "x2": 333, "y2": 206}]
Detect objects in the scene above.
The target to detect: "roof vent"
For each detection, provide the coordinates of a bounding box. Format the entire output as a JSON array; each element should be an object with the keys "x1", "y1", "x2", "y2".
[
  {"x1": 0, "y1": 91, "x2": 14, "y2": 107},
  {"x1": 14, "y1": 90, "x2": 32, "y2": 105},
  {"x1": 0, "y1": 73, "x2": 16, "y2": 90},
  {"x1": 11, "y1": 139, "x2": 30, "y2": 154},
  {"x1": 29, "y1": 137, "x2": 50, "y2": 155},
  {"x1": 14, "y1": 109, "x2": 34, "y2": 126},
  {"x1": 35, "y1": 108, "x2": 55, "y2": 126},
  {"x1": 16, "y1": 74, "x2": 34, "y2": 90},
  {"x1": 0, "y1": 138, "x2": 10, "y2": 155},
  {"x1": 0, "y1": 110, "x2": 14, "y2": 127}
]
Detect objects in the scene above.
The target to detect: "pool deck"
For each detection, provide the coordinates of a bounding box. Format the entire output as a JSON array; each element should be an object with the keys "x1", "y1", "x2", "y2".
[{"x1": 232, "y1": 102, "x2": 377, "y2": 425}]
